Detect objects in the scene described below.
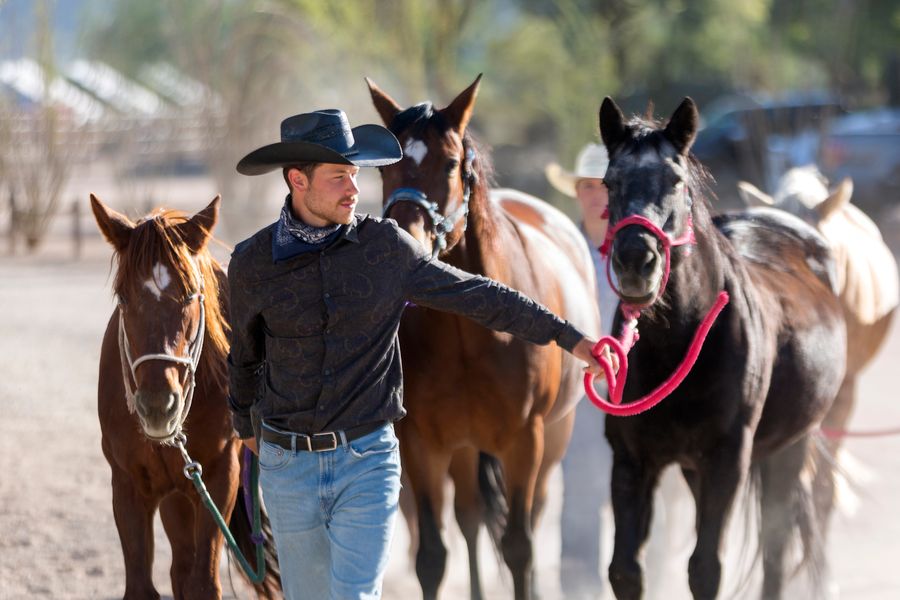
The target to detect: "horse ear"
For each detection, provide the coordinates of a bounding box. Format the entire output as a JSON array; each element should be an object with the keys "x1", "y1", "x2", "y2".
[
  {"x1": 366, "y1": 77, "x2": 402, "y2": 127},
  {"x1": 737, "y1": 181, "x2": 774, "y2": 207},
  {"x1": 818, "y1": 178, "x2": 853, "y2": 219},
  {"x1": 443, "y1": 74, "x2": 482, "y2": 134},
  {"x1": 177, "y1": 196, "x2": 220, "y2": 253},
  {"x1": 599, "y1": 97, "x2": 628, "y2": 156},
  {"x1": 90, "y1": 194, "x2": 134, "y2": 252},
  {"x1": 664, "y1": 97, "x2": 699, "y2": 155}
]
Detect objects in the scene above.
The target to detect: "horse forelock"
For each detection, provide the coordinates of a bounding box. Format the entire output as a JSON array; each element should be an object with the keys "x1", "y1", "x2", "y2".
[
  {"x1": 113, "y1": 208, "x2": 230, "y2": 388},
  {"x1": 389, "y1": 102, "x2": 438, "y2": 137}
]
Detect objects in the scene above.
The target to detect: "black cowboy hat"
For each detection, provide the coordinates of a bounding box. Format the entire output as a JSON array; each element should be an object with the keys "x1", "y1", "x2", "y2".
[{"x1": 236, "y1": 109, "x2": 402, "y2": 175}]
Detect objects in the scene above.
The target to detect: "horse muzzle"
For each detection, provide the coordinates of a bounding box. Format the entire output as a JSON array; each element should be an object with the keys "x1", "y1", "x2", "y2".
[
  {"x1": 611, "y1": 233, "x2": 664, "y2": 302},
  {"x1": 134, "y1": 388, "x2": 184, "y2": 440}
]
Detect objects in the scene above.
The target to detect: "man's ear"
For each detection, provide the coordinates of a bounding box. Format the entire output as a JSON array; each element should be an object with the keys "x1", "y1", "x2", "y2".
[{"x1": 287, "y1": 168, "x2": 310, "y2": 192}]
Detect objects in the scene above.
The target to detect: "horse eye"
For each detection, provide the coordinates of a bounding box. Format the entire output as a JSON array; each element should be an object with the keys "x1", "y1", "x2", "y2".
[{"x1": 446, "y1": 160, "x2": 459, "y2": 175}]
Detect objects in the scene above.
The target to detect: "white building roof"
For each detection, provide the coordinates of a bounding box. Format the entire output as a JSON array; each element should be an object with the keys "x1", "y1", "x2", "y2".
[
  {"x1": 67, "y1": 59, "x2": 167, "y2": 117},
  {"x1": 0, "y1": 58, "x2": 106, "y2": 122}
]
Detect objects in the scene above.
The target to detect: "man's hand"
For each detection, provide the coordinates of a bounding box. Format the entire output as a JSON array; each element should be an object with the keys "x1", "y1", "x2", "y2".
[
  {"x1": 572, "y1": 337, "x2": 618, "y2": 379},
  {"x1": 242, "y1": 437, "x2": 259, "y2": 456}
]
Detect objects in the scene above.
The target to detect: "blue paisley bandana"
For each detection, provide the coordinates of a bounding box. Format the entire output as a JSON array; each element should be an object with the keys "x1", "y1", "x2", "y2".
[{"x1": 279, "y1": 197, "x2": 341, "y2": 243}]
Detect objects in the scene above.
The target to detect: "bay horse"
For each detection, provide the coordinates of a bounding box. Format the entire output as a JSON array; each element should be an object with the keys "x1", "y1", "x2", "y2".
[
  {"x1": 367, "y1": 76, "x2": 600, "y2": 599},
  {"x1": 91, "y1": 195, "x2": 280, "y2": 599},
  {"x1": 738, "y1": 166, "x2": 899, "y2": 545},
  {"x1": 596, "y1": 98, "x2": 846, "y2": 599}
]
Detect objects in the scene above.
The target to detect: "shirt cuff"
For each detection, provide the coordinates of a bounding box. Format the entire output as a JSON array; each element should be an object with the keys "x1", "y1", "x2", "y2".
[
  {"x1": 556, "y1": 322, "x2": 586, "y2": 353},
  {"x1": 228, "y1": 396, "x2": 256, "y2": 438}
]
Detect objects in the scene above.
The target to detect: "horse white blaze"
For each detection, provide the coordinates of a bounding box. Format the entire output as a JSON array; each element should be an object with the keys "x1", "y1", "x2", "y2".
[
  {"x1": 405, "y1": 139, "x2": 428, "y2": 166},
  {"x1": 143, "y1": 263, "x2": 171, "y2": 300}
]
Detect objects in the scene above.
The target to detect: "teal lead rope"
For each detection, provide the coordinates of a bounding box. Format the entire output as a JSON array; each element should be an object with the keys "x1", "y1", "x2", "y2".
[{"x1": 174, "y1": 433, "x2": 267, "y2": 583}]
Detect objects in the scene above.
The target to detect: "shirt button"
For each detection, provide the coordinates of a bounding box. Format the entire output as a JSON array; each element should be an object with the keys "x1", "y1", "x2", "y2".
[
  {"x1": 324, "y1": 368, "x2": 331, "y2": 376},
  {"x1": 324, "y1": 292, "x2": 331, "y2": 299},
  {"x1": 325, "y1": 328, "x2": 331, "y2": 334}
]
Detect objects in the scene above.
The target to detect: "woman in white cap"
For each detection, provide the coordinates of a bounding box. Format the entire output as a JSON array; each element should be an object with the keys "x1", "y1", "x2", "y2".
[{"x1": 546, "y1": 142, "x2": 617, "y2": 599}]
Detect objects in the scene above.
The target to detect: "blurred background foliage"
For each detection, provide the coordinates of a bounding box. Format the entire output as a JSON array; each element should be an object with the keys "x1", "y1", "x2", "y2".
[{"x1": 1, "y1": 0, "x2": 898, "y2": 246}]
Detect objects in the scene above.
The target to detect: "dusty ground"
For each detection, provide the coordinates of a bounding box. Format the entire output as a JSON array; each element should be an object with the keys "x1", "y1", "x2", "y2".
[{"x1": 1, "y1": 190, "x2": 899, "y2": 599}]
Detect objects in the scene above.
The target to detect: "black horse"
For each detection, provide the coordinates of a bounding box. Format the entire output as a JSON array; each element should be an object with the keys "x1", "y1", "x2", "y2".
[{"x1": 597, "y1": 97, "x2": 846, "y2": 599}]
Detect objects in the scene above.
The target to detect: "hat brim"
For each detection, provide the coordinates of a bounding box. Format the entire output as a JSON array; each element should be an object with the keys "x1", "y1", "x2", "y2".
[
  {"x1": 236, "y1": 124, "x2": 402, "y2": 175},
  {"x1": 545, "y1": 162, "x2": 578, "y2": 198}
]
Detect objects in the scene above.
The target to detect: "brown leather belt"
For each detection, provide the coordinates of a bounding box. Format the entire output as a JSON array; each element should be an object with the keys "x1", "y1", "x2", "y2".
[{"x1": 260, "y1": 421, "x2": 385, "y2": 452}]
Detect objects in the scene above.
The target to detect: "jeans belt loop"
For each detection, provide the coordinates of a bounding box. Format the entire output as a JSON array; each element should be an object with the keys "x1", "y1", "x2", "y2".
[
  {"x1": 290, "y1": 434, "x2": 297, "y2": 454},
  {"x1": 338, "y1": 430, "x2": 349, "y2": 447}
]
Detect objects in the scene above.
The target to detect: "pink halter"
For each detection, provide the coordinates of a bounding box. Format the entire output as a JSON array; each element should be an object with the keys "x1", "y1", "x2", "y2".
[
  {"x1": 585, "y1": 202, "x2": 729, "y2": 416},
  {"x1": 598, "y1": 210, "x2": 696, "y2": 313}
]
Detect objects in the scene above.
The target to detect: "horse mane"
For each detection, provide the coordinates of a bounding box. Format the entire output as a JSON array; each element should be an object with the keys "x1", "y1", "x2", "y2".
[
  {"x1": 714, "y1": 207, "x2": 839, "y2": 294},
  {"x1": 389, "y1": 101, "x2": 498, "y2": 243},
  {"x1": 112, "y1": 208, "x2": 230, "y2": 389}
]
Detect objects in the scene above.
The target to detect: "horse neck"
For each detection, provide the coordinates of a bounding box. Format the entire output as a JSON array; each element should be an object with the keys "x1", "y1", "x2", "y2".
[
  {"x1": 447, "y1": 180, "x2": 499, "y2": 276},
  {"x1": 196, "y1": 260, "x2": 229, "y2": 401},
  {"x1": 653, "y1": 203, "x2": 727, "y2": 331}
]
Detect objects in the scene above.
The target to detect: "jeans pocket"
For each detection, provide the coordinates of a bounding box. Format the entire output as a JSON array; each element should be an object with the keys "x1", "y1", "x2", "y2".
[
  {"x1": 347, "y1": 426, "x2": 399, "y2": 459},
  {"x1": 258, "y1": 440, "x2": 291, "y2": 471}
]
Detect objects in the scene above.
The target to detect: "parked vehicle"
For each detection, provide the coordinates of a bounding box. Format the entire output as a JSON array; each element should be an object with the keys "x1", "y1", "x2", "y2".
[
  {"x1": 691, "y1": 93, "x2": 845, "y2": 210},
  {"x1": 819, "y1": 108, "x2": 900, "y2": 217}
]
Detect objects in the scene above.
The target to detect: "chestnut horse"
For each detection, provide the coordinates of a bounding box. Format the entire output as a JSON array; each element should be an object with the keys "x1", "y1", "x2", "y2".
[
  {"x1": 367, "y1": 76, "x2": 600, "y2": 600},
  {"x1": 597, "y1": 98, "x2": 845, "y2": 599},
  {"x1": 91, "y1": 195, "x2": 280, "y2": 599},
  {"x1": 738, "y1": 166, "x2": 899, "y2": 547}
]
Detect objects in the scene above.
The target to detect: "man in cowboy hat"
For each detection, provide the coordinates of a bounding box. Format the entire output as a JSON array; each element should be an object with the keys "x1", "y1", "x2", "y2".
[
  {"x1": 546, "y1": 142, "x2": 618, "y2": 599},
  {"x1": 228, "y1": 108, "x2": 606, "y2": 599}
]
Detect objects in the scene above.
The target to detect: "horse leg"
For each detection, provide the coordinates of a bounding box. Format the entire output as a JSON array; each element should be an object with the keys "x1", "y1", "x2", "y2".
[
  {"x1": 160, "y1": 491, "x2": 197, "y2": 599},
  {"x1": 499, "y1": 417, "x2": 544, "y2": 600},
  {"x1": 449, "y1": 446, "x2": 485, "y2": 600},
  {"x1": 687, "y1": 432, "x2": 750, "y2": 600},
  {"x1": 608, "y1": 451, "x2": 660, "y2": 600},
  {"x1": 814, "y1": 375, "x2": 855, "y2": 541},
  {"x1": 401, "y1": 429, "x2": 452, "y2": 600},
  {"x1": 399, "y1": 471, "x2": 419, "y2": 569},
  {"x1": 110, "y1": 468, "x2": 160, "y2": 600},
  {"x1": 533, "y1": 409, "x2": 576, "y2": 598},
  {"x1": 759, "y1": 436, "x2": 821, "y2": 600},
  {"x1": 184, "y1": 449, "x2": 240, "y2": 600}
]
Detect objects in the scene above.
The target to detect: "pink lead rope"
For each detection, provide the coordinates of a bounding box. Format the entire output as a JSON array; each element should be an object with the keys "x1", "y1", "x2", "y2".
[
  {"x1": 584, "y1": 291, "x2": 729, "y2": 416},
  {"x1": 584, "y1": 208, "x2": 730, "y2": 416}
]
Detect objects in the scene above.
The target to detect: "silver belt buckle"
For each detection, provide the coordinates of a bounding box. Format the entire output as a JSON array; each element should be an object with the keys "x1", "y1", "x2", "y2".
[{"x1": 313, "y1": 431, "x2": 338, "y2": 451}]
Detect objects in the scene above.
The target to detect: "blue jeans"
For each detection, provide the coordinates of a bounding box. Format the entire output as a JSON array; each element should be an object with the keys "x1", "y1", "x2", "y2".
[
  {"x1": 257, "y1": 422, "x2": 402, "y2": 600},
  {"x1": 560, "y1": 394, "x2": 612, "y2": 599}
]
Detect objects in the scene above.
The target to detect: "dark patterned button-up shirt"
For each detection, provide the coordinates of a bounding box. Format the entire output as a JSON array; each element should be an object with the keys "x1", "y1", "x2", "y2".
[{"x1": 227, "y1": 214, "x2": 587, "y2": 439}]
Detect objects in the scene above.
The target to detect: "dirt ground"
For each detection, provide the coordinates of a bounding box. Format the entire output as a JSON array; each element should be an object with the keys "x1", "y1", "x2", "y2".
[{"x1": 1, "y1": 190, "x2": 899, "y2": 599}]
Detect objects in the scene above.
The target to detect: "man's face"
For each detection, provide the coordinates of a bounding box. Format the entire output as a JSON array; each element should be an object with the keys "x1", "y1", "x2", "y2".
[
  {"x1": 294, "y1": 163, "x2": 361, "y2": 226},
  {"x1": 575, "y1": 177, "x2": 608, "y2": 224}
]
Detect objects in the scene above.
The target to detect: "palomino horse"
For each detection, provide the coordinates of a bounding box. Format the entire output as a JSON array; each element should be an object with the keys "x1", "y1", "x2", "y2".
[
  {"x1": 595, "y1": 98, "x2": 846, "y2": 599},
  {"x1": 91, "y1": 196, "x2": 280, "y2": 599},
  {"x1": 367, "y1": 76, "x2": 600, "y2": 599},
  {"x1": 738, "y1": 166, "x2": 899, "y2": 542}
]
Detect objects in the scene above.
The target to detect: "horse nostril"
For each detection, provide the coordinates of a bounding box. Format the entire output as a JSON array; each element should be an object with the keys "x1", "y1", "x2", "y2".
[
  {"x1": 612, "y1": 250, "x2": 626, "y2": 273},
  {"x1": 134, "y1": 394, "x2": 150, "y2": 417},
  {"x1": 639, "y1": 251, "x2": 658, "y2": 278},
  {"x1": 165, "y1": 392, "x2": 178, "y2": 414}
]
